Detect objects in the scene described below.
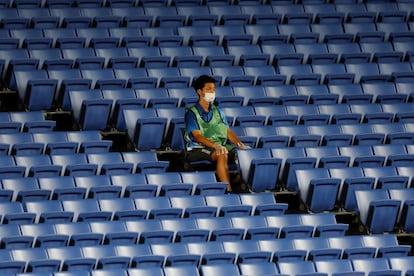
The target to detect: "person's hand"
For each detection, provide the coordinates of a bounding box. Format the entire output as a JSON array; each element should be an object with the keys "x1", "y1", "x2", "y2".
[
  {"x1": 237, "y1": 142, "x2": 251, "y2": 149},
  {"x1": 214, "y1": 144, "x2": 228, "y2": 155}
]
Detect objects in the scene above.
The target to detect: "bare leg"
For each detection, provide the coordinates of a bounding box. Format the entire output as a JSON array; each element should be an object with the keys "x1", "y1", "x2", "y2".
[{"x1": 212, "y1": 151, "x2": 231, "y2": 191}]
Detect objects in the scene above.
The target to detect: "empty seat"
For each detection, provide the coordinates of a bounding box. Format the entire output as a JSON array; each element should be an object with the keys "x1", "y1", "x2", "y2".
[
  {"x1": 236, "y1": 148, "x2": 282, "y2": 192},
  {"x1": 69, "y1": 89, "x2": 112, "y2": 130},
  {"x1": 74, "y1": 174, "x2": 122, "y2": 199},
  {"x1": 14, "y1": 155, "x2": 61, "y2": 178},
  {"x1": 355, "y1": 189, "x2": 401, "y2": 234}
]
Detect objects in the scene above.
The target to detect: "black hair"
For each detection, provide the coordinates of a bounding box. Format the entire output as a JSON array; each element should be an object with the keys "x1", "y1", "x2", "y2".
[{"x1": 193, "y1": 75, "x2": 216, "y2": 91}]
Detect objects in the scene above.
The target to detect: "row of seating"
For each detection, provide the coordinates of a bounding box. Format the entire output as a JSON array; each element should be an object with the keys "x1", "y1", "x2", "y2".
[
  {"x1": 10, "y1": 66, "x2": 414, "y2": 111},
  {"x1": 293, "y1": 165, "x2": 414, "y2": 212},
  {"x1": 238, "y1": 121, "x2": 414, "y2": 146},
  {"x1": 0, "y1": 151, "x2": 168, "y2": 178},
  {"x1": 0, "y1": 130, "x2": 111, "y2": 154},
  {"x1": 0, "y1": 237, "x2": 411, "y2": 274},
  {"x1": 30, "y1": 257, "x2": 414, "y2": 276},
  {"x1": 0, "y1": 170, "x2": 228, "y2": 201},
  {"x1": 0, "y1": 213, "x2": 351, "y2": 247},
  {"x1": 0, "y1": 3, "x2": 412, "y2": 29},
  {"x1": 7, "y1": 192, "x2": 288, "y2": 223},
  {"x1": 0, "y1": 111, "x2": 56, "y2": 133},
  {"x1": 236, "y1": 145, "x2": 414, "y2": 192},
  {"x1": 0, "y1": 23, "x2": 413, "y2": 50}
]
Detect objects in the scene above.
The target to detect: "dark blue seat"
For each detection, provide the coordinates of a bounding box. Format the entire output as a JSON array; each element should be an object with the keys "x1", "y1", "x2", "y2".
[
  {"x1": 51, "y1": 153, "x2": 98, "y2": 176},
  {"x1": 20, "y1": 223, "x2": 69, "y2": 248},
  {"x1": 69, "y1": 89, "x2": 112, "y2": 130},
  {"x1": 62, "y1": 198, "x2": 112, "y2": 222},
  {"x1": 295, "y1": 168, "x2": 340, "y2": 212},
  {"x1": 259, "y1": 239, "x2": 307, "y2": 262},
  {"x1": 14, "y1": 155, "x2": 61, "y2": 178},
  {"x1": 355, "y1": 189, "x2": 401, "y2": 234},
  {"x1": 266, "y1": 214, "x2": 314, "y2": 239},
  {"x1": 66, "y1": 130, "x2": 112, "y2": 153},
  {"x1": 123, "y1": 108, "x2": 167, "y2": 151},
  {"x1": 37, "y1": 176, "x2": 87, "y2": 201},
  {"x1": 98, "y1": 198, "x2": 146, "y2": 221},
  {"x1": 86, "y1": 152, "x2": 133, "y2": 175},
  {"x1": 74, "y1": 174, "x2": 122, "y2": 198},
  {"x1": 237, "y1": 148, "x2": 282, "y2": 192},
  {"x1": 54, "y1": 221, "x2": 104, "y2": 246},
  {"x1": 13, "y1": 69, "x2": 58, "y2": 111},
  {"x1": 122, "y1": 151, "x2": 169, "y2": 173}
]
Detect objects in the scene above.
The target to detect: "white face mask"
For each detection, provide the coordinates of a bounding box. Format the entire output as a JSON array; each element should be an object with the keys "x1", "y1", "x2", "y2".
[{"x1": 203, "y1": 92, "x2": 215, "y2": 103}]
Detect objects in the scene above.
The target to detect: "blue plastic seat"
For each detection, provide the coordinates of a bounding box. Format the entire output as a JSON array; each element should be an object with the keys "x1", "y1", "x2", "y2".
[
  {"x1": 177, "y1": 26, "x2": 218, "y2": 47},
  {"x1": 352, "y1": 258, "x2": 401, "y2": 276},
  {"x1": 278, "y1": 64, "x2": 321, "y2": 85},
  {"x1": 239, "y1": 193, "x2": 288, "y2": 216},
  {"x1": 47, "y1": 246, "x2": 95, "y2": 271},
  {"x1": 146, "y1": 172, "x2": 192, "y2": 197},
  {"x1": 135, "y1": 87, "x2": 179, "y2": 108},
  {"x1": 196, "y1": 217, "x2": 244, "y2": 241},
  {"x1": 311, "y1": 23, "x2": 354, "y2": 43},
  {"x1": 0, "y1": 155, "x2": 25, "y2": 180},
  {"x1": 328, "y1": 235, "x2": 376, "y2": 259},
  {"x1": 261, "y1": 44, "x2": 303, "y2": 66},
  {"x1": 113, "y1": 67, "x2": 156, "y2": 89},
  {"x1": 76, "y1": 27, "x2": 119, "y2": 48},
  {"x1": 305, "y1": 146, "x2": 350, "y2": 168},
  {"x1": 388, "y1": 188, "x2": 414, "y2": 233},
  {"x1": 295, "y1": 168, "x2": 340, "y2": 212},
  {"x1": 210, "y1": 66, "x2": 255, "y2": 87},
  {"x1": 244, "y1": 24, "x2": 280, "y2": 45},
  {"x1": 292, "y1": 237, "x2": 342, "y2": 261},
  {"x1": 82, "y1": 244, "x2": 131, "y2": 270},
  {"x1": 51, "y1": 153, "x2": 98, "y2": 176},
  {"x1": 123, "y1": 108, "x2": 167, "y2": 151},
  {"x1": 141, "y1": 26, "x2": 182, "y2": 47},
  {"x1": 12, "y1": 248, "x2": 61, "y2": 273},
  {"x1": 176, "y1": 6, "x2": 217, "y2": 27},
  {"x1": 8, "y1": 112, "x2": 53, "y2": 133},
  {"x1": 61, "y1": 48, "x2": 104, "y2": 69},
  {"x1": 271, "y1": 147, "x2": 316, "y2": 191},
  {"x1": 98, "y1": 198, "x2": 146, "y2": 221},
  {"x1": 43, "y1": 28, "x2": 85, "y2": 48},
  {"x1": 277, "y1": 260, "x2": 320, "y2": 275},
  {"x1": 109, "y1": 174, "x2": 157, "y2": 199},
  {"x1": 81, "y1": 68, "x2": 126, "y2": 89},
  {"x1": 389, "y1": 256, "x2": 414, "y2": 276},
  {"x1": 363, "y1": 166, "x2": 409, "y2": 190},
  {"x1": 74, "y1": 174, "x2": 122, "y2": 198},
  {"x1": 211, "y1": 25, "x2": 252, "y2": 46},
  {"x1": 259, "y1": 239, "x2": 307, "y2": 262},
  {"x1": 266, "y1": 214, "x2": 314, "y2": 239},
  {"x1": 355, "y1": 189, "x2": 401, "y2": 234},
  {"x1": 32, "y1": 132, "x2": 78, "y2": 154},
  {"x1": 362, "y1": 233, "x2": 411, "y2": 258},
  {"x1": 339, "y1": 145, "x2": 385, "y2": 167},
  {"x1": 317, "y1": 104, "x2": 361, "y2": 125},
  {"x1": 327, "y1": 42, "x2": 371, "y2": 64},
  {"x1": 232, "y1": 86, "x2": 278, "y2": 107},
  {"x1": 0, "y1": 133, "x2": 43, "y2": 155},
  {"x1": 349, "y1": 103, "x2": 393, "y2": 123},
  {"x1": 86, "y1": 152, "x2": 133, "y2": 175},
  {"x1": 0, "y1": 201, "x2": 36, "y2": 224},
  {"x1": 329, "y1": 167, "x2": 374, "y2": 211},
  {"x1": 28, "y1": 48, "x2": 73, "y2": 70},
  {"x1": 300, "y1": 213, "x2": 348, "y2": 237},
  {"x1": 230, "y1": 215, "x2": 280, "y2": 240},
  {"x1": 62, "y1": 198, "x2": 112, "y2": 222},
  {"x1": 295, "y1": 42, "x2": 338, "y2": 64},
  {"x1": 286, "y1": 104, "x2": 330, "y2": 125},
  {"x1": 47, "y1": 68, "x2": 92, "y2": 110},
  {"x1": 295, "y1": 84, "x2": 339, "y2": 105},
  {"x1": 134, "y1": 197, "x2": 182, "y2": 219},
  {"x1": 14, "y1": 155, "x2": 61, "y2": 178},
  {"x1": 125, "y1": 218, "x2": 174, "y2": 244},
  {"x1": 237, "y1": 148, "x2": 281, "y2": 192},
  {"x1": 37, "y1": 175, "x2": 87, "y2": 201},
  {"x1": 150, "y1": 242, "x2": 201, "y2": 266},
  {"x1": 159, "y1": 46, "x2": 203, "y2": 67},
  {"x1": 361, "y1": 83, "x2": 406, "y2": 104},
  {"x1": 327, "y1": 83, "x2": 372, "y2": 104},
  {"x1": 122, "y1": 151, "x2": 169, "y2": 173},
  {"x1": 314, "y1": 259, "x2": 363, "y2": 276},
  {"x1": 169, "y1": 195, "x2": 217, "y2": 218},
  {"x1": 200, "y1": 264, "x2": 241, "y2": 276},
  {"x1": 69, "y1": 89, "x2": 112, "y2": 130},
  {"x1": 12, "y1": 69, "x2": 58, "y2": 111},
  {"x1": 88, "y1": 221, "x2": 138, "y2": 246},
  {"x1": 221, "y1": 105, "x2": 266, "y2": 127},
  {"x1": 146, "y1": 67, "x2": 190, "y2": 88},
  {"x1": 204, "y1": 194, "x2": 252, "y2": 217},
  {"x1": 20, "y1": 223, "x2": 69, "y2": 247},
  {"x1": 222, "y1": 240, "x2": 272, "y2": 263},
  {"x1": 345, "y1": 63, "x2": 390, "y2": 84},
  {"x1": 311, "y1": 64, "x2": 355, "y2": 85},
  {"x1": 226, "y1": 45, "x2": 269, "y2": 66},
  {"x1": 94, "y1": 47, "x2": 138, "y2": 69},
  {"x1": 115, "y1": 244, "x2": 164, "y2": 268}
]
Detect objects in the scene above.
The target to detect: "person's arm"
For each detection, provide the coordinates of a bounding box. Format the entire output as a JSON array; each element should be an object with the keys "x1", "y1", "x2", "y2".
[{"x1": 227, "y1": 128, "x2": 250, "y2": 149}]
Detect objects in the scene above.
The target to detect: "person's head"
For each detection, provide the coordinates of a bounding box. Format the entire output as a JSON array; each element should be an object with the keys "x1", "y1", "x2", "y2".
[{"x1": 193, "y1": 75, "x2": 216, "y2": 104}]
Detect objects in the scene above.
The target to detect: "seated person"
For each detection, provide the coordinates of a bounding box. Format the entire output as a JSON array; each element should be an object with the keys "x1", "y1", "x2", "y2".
[{"x1": 184, "y1": 75, "x2": 250, "y2": 193}]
